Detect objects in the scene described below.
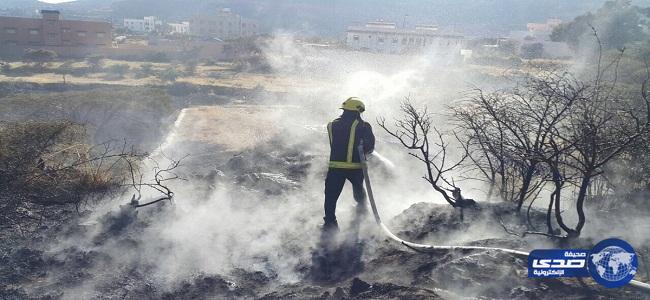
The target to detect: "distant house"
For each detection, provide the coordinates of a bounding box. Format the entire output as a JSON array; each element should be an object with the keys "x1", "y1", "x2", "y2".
[
  {"x1": 123, "y1": 18, "x2": 145, "y2": 32},
  {"x1": 509, "y1": 18, "x2": 572, "y2": 58},
  {"x1": 0, "y1": 10, "x2": 112, "y2": 48},
  {"x1": 123, "y1": 16, "x2": 162, "y2": 33},
  {"x1": 168, "y1": 22, "x2": 190, "y2": 35},
  {"x1": 190, "y1": 8, "x2": 258, "y2": 40},
  {"x1": 345, "y1": 21, "x2": 464, "y2": 54},
  {"x1": 526, "y1": 19, "x2": 562, "y2": 36}
]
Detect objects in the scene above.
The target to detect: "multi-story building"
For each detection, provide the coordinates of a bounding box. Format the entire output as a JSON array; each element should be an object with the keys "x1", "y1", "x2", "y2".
[
  {"x1": 168, "y1": 22, "x2": 190, "y2": 35},
  {"x1": 346, "y1": 21, "x2": 464, "y2": 54},
  {"x1": 123, "y1": 18, "x2": 145, "y2": 32},
  {"x1": 0, "y1": 10, "x2": 112, "y2": 47},
  {"x1": 526, "y1": 19, "x2": 562, "y2": 36},
  {"x1": 123, "y1": 16, "x2": 161, "y2": 33},
  {"x1": 190, "y1": 8, "x2": 258, "y2": 40}
]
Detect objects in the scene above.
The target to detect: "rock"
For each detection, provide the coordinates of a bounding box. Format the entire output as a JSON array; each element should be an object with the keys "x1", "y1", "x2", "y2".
[
  {"x1": 226, "y1": 154, "x2": 248, "y2": 171},
  {"x1": 160, "y1": 274, "x2": 255, "y2": 299},
  {"x1": 331, "y1": 287, "x2": 346, "y2": 299},
  {"x1": 350, "y1": 277, "x2": 371, "y2": 296},
  {"x1": 229, "y1": 268, "x2": 273, "y2": 289},
  {"x1": 0, "y1": 287, "x2": 29, "y2": 300},
  {"x1": 355, "y1": 282, "x2": 443, "y2": 299}
]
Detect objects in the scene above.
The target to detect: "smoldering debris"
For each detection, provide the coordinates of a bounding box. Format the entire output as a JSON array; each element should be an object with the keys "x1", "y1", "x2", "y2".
[
  {"x1": 260, "y1": 278, "x2": 445, "y2": 300},
  {"x1": 1, "y1": 141, "x2": 319, "y2": 299},
  {"x1": 388, "y1": 202, "x2": 545, "y2": 246},
  {"x1": 223, "y1": 145, "x2": 312, "y2": 196},
  {"x1": 158, "y1": 273, "x2": 257, "y2": 299},
  {"x1": 1, "y1": 120, "x2": 648, "y2": 299},
  {"x1": 310, "y1": 213, "x2": 366, "y2": 283}
]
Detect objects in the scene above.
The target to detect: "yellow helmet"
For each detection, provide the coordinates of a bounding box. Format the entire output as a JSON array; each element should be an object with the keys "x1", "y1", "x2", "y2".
[{"x1": 340, "y1": 97, "x2": 366, "y2": 113}]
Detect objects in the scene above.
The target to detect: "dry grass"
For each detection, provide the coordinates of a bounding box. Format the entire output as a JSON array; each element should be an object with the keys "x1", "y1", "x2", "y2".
[
  {"x1": 0, "y1": 59, "x2": 317, "y2": 91},
  {"x1": 167, "y1": 105, "x2": 294, "y2": 151},
  {"x1": 1, "y1": 57, "x2": 566, "y2": 91},
  {"x1": 0, "y1": 72, "x2": 314, "y2": 90},
  {"x1": 0, "y1": 73, "x2": 153, "y2": 86},
  {"x1": 177, "y1": 73, "x2": 316, "y2": 92}
]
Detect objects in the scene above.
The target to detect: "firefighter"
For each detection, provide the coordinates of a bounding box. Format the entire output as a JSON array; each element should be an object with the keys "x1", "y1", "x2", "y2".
[{"x1": 322, "y1": 97, "x2": 375, "y2": 231}]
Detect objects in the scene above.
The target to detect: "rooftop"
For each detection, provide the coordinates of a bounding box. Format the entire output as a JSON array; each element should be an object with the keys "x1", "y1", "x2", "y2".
[{"x1": 347, "y1": 25, "x2": 463, "y2": 39}]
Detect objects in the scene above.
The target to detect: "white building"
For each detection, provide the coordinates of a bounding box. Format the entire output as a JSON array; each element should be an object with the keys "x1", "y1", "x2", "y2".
[
  {"x1": 526, "y1": 18, "x2": 562, "y2": 36},
  {"x1": 346, "y1": 21, "x2": 464, "y2": 54},
  {"x1": 143, "y1": 16, "x2": 161, "y2": 32},
  {"x1": 124, "y1": 18, "x2": 145, "y2": 32},
  {"x1": 123, "y1": 16, "x2": 162, "y2": 33},
  {"x1": 168, "y1": 21, "x2": 190, "y2": 35}
]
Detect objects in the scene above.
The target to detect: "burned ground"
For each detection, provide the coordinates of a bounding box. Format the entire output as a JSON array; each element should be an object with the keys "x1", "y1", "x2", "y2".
[
  {"x1": 2, "y1": 135, "x2": 649, "y2": 299},
  {"x1": 1, "y1": 73, "x2": 649, "y2": 299}
]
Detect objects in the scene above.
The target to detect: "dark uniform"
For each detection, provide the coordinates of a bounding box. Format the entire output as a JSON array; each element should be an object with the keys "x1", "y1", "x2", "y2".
[{"x1": 324, "y1": 110, "x2": 375, "y2": 226}]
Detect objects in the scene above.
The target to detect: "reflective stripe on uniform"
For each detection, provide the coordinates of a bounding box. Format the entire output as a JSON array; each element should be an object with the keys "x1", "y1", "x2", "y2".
[
  {"x1": 329, "y1": 119, "x2": 361, "y2": 169},
  {"x1": 346, "y1": 119, "x2": 359, "y2": 163},
  {"x1": 329, "y1": 161, "x2": 362, "y2": 169}
]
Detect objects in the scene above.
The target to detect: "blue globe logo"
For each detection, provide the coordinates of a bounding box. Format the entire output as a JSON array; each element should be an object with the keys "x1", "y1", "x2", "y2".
[
  {"x1": 588, "y1": 239, "x2": 638, "y2": 288},
  {"x1": 591, "y1": 246, "x2": 636, "y2": 281}
]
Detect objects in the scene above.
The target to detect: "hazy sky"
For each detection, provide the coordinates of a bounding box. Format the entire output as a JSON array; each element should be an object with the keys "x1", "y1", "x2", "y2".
[{"x1": 39, "y1": 0, "x2": 77, "y2": 3}]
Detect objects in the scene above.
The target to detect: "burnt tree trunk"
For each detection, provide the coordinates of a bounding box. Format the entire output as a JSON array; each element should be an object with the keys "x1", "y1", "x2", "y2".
[
  {"x1": 516, "y1": 164, "x2": 537, "y2": 212},
  {"x1": 574, "y1": 173, "x2": 592, "y2": 236}
]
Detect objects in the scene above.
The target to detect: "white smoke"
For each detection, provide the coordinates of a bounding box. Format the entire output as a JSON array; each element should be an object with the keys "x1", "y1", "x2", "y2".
[{"x1": 58, "y1": 32, "x2": 515, "y2": 297}]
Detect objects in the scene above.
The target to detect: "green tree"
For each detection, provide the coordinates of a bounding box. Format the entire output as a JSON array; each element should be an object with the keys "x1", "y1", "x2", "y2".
[
  {"x1": 144, "y1": 52, "x2": 169, "y2": 63},
  {"x1": 135, "y1": 63, "x2": 154, "y2": 78},
  {"x1": 550, "y1": 13, "x2": 595, "y2": 49},
  {"x1": 551, "y1": 1, "x2": 648, "y2": 50},
  {"x1": 520, "y1": 43, "x2": 544, "y2": 59},
  {"x1": 158, "y1": 67, "x2": 179, "y2": 83},
  {"x1": 86, "y1": 55, "x2": 104, "y2": 72},
  {"x1": 0, "y1": 61, "x2": 10, "y2": 73},
  {"x1": 184, "y1": 61, "x2": 198, "y2": 76},
  {"x1": 22, "y1": 49, "x2": 57, "y2": 69},
  {"x1": 106, "y1": 64, "x2": 130, "y2": 78},
  {"x1": 56, "y1": 61, "x2": 75, "y2": 84}
]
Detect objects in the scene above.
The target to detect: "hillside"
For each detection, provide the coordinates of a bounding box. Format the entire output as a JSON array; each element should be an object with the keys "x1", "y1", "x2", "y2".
[
  {"x1": 106, "y1": 0, "x2": 650, "y2": 36},
  {"x1": 3, "y1": 0, "x2": 650, "y2": 36}
]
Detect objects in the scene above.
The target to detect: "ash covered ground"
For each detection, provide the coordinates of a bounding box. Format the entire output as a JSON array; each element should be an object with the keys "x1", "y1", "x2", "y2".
[
  {"x1": 2, "y1": 36, "x2": 650, "y2": 300},
  {"x1": 1, "y1": 107, "x2": 649, "y2": 299}
]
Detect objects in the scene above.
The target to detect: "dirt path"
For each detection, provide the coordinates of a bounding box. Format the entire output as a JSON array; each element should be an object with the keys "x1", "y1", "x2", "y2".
[{"x1": 168, "y1": 105, "x2": 295, "y2": 152}]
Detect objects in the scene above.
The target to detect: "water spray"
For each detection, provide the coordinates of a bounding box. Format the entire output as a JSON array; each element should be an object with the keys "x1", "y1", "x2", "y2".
[
  {"x1": 150, "y1": 108, "x2": 188, "y2": 159},
  {"x1": 370, "y1": 151, "x2": 396, "y2": 169}
]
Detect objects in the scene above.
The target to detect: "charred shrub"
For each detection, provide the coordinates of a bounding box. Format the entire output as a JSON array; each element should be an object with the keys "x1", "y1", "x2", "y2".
[{"x1": 0, "y1": 121, "x2": 140, "y2": 234}]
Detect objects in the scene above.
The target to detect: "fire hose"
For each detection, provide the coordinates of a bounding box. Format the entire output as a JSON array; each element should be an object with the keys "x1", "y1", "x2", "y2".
[{"x1": 357, "y1": 145, "x2": 650, "y2": 293}]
